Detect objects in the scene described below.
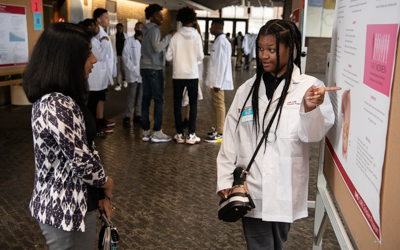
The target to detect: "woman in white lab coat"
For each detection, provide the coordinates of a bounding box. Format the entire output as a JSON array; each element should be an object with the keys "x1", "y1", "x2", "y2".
[{"x1": 217, "y1": 19, "x2": 340, "y2": 250}]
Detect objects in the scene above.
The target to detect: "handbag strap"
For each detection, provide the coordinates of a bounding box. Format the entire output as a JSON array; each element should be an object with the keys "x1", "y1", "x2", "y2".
[{"x1": 244, "y1": 101, "x2": 283, "y2": 175}]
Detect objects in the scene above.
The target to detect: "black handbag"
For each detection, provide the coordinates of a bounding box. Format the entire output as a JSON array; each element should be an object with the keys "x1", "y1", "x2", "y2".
[
  {"x1": 218, "y1": 100, "x2": 282, "y2": 222},
  {"x1": 218, "y1": 167, "x2": 255, "y2": 222}
]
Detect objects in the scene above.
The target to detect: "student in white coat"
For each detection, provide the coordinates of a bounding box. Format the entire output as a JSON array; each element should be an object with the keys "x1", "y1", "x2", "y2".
[
  {"x1": 122, "y1": 30, "x2": 143, "y2": 128},
  {"x1": 110, "y1": 23, "x2": 129, "y2": 91},
  {"x1": 166, "y1": 7, "x2": 204, "y2": 145},
  {"x1": 204, "y1": 18, "x2": 233, "y2": 142},
  {"x1": 217, "y1": 20, "x2": 341, "y2": 249},
  {"x1": 93, "y1": 8, "x2": 117, "y2": 131},
  {"x1": 82, "y1": 18, "x2": 110, "y2": 136}
]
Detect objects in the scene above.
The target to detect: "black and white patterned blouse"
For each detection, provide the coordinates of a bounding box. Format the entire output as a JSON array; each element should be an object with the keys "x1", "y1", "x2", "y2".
[{"x1": 29, "y1": 92, "x2": 107, "y2": 232}]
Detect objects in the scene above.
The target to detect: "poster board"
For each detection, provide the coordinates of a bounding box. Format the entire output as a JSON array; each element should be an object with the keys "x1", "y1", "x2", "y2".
[
  {"x1": 324, "y1": 29, "x2": 400, "y2": 250},
  {"x1": 0, "y1": 0, "x2": 43, "y2": 76}
]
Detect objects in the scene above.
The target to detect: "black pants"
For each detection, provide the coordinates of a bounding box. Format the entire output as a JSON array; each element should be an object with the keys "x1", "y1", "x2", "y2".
[
  {"x1": 173, "y1": 79, "x2": 198, "y2": 134},
  {"x1": 242, "y1": 217, "x2": 291, "y2": 250},
  {"x1": 87, "y1": 89, "x2": 108, "y2": 120}
]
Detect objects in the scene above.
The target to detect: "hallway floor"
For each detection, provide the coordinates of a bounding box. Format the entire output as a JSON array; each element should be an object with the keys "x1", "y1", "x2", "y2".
[{"x1": 0, "y1": 57, "x2": 341, "y2": 249}]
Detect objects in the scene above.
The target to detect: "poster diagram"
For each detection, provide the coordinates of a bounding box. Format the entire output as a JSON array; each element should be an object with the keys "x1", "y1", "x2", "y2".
[
  {"x1": 0, "y1": 4, "x2": 29, "y2": 67},
  {"x1": 326, "y1": 0, "x2": 400, "y2": 242}
]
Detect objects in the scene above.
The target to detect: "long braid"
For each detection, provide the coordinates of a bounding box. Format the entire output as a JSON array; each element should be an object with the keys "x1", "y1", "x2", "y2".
[
  {"x1": 272, "y1": 21, "x2": 297, "y2": 138},
  {"x1": 235, "y1": 29, "x2": 266, "y2": 134}
]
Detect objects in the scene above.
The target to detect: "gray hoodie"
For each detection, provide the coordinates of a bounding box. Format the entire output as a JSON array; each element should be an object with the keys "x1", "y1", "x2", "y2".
[{"x1": 140, "y1": 22, "x2": 172, "y2": 70}]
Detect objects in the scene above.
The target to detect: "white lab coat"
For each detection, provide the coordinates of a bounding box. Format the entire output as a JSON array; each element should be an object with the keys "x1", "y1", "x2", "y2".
[
  {"x1": 88, "y1": 37, "x2": 109, "y2": 91},
  {"x1": 122, "y1": 37, "x2": 142, "y2": 83},
  {"x1": 217, "y1": 65, "x2": 335, "y2": 223},
  {"x1": 110, "y1": 32, "x2": 129, "y2": 59},
  {"x1": 95, "y1": 26, "x2": 117, "y2": 83},
  {"x1": 205, "y1": 34, "x2": 233, "y2": 90},
  {"x1": 242, "y1": 33, "x2": 257, "y2": 60}
]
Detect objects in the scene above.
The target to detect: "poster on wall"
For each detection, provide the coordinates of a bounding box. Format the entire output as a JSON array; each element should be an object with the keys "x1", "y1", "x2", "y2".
[
  {"x1": 0, "y1": 4, "x2": 29, "y2": 68},
  {"x1": 326, "y1": 0, "x2": 400, "y2": 242}
]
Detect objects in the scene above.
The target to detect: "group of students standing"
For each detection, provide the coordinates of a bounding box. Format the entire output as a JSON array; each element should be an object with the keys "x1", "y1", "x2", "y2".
[
  {"x1": 79, "y1": 9, "x2": 144, "y2": 137},
  {"x1": 137, "y1": 4, "x2": 235, "y2": 144},
  {"x1": 82, "y1": 4, "x2": 234, "y2": 144}
]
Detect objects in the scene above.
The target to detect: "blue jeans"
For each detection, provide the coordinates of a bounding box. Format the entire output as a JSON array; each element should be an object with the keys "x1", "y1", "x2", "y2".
[
  {"x1": 173, "y1": 79, "x2": 198, "y2": 134},
  {"x1": 141, "y1": 69, "x2": 164, "y2": 131}
]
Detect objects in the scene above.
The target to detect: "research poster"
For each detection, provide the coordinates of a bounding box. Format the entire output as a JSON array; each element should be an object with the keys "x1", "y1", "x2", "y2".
[
  {"x1": 0, "y1": 4, "x2": 29, "y2": 68},
  {"x1": 326, "y1": 0, "x2": 400, "y2": 242}
]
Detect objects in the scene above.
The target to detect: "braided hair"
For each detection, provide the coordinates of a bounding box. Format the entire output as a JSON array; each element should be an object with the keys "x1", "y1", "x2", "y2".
[{"x1": 236, "y1": 20, "x2": 302, "y2": 144}]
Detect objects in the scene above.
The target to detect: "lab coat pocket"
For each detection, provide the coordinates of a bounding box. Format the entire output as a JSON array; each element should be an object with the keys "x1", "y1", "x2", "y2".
[
  {"x1": 276, "y1": 157, "x2": 304, "y2": 201},
  {"x1": 278, "y1": 107, "x2": 300, "y2": 139}
]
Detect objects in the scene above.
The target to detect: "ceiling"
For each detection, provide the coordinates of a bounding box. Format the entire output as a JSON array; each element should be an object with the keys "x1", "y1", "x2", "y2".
[{"x1": 130, "y1": 0, "x2": 285, "y2": 11}]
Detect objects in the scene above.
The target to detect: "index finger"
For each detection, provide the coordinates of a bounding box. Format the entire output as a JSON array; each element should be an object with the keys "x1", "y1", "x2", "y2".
[{"x1": 320, "y1": 87, "x2": 342, "y2": 92}]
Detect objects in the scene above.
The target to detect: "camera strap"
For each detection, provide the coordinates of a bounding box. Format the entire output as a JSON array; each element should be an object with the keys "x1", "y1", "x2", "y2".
[{"x1": 244, "y1": 100, "x2": 283, "y2": 175}]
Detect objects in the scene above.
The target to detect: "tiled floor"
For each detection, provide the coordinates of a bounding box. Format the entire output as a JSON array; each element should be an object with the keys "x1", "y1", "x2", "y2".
[{"x1": 0, "y1": 57, "x2": 341, "y2": 249}]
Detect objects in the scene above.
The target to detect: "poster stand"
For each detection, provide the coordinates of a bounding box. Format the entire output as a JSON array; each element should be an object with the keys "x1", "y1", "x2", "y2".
[{"x1": 312, "y1": 138, "x2": 354, "y2": 250}]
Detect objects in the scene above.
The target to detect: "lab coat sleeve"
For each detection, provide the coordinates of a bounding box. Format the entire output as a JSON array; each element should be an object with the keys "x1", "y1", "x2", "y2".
[
  {"x1": 298, "y1": 80, "x2": 335, "y2": 142},
  {"x1": 217, "y1": 90, "x2": 241, "y2": 192},
  {"x1": 122, "y1": 39, "x2": 134, "y2": 70},
  {"x1": 95, "y1": 39, "x2": 108, "y2": 61},
  {"x1": 151, "y1": 29, "x2": 172, "y2": 54},
  {"x1": 165, "y1": 37, "x2": 173, "y2": 61},
  {"x1": 212, "y1": 42, "x2": 230, "y2": 89},
  {"x1": 110, "y1": 34, "x2": 117, "y2": 60},
  {"x1": 242, "y1": 35, "x2": 248, "y2": 54},
  {"x1": 112, "y1": 55, "x2": 117, "y2": 78}
]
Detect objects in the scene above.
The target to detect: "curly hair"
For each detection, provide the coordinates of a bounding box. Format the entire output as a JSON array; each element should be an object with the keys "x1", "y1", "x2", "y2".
[
  {"x1": 176, "y1": 6, "x2": 196, "y2": 25},
  {"x1": 145, "y1": 4, "x2": 163, "y2": 19}
]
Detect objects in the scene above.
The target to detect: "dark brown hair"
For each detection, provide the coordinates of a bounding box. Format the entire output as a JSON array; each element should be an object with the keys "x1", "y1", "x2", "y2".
[{"x1": 23, "y1": 22, "x2": 91, "y2": 103}]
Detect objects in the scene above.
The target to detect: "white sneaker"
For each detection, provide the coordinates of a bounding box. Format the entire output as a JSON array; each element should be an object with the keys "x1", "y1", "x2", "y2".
[
  {"x1": 186, "y1": 133, "x2": 201, "y2": 144},
  {"x1": 151, "y1": 130, "x2": 171, "y2": 142},
  {"x1": 114, "y1": 83, "x2": 122, "y2": 91},
  {"x1": 142, "y1": 130, "x2": 151, "y2": 142},
  {"x1": 123, "y1": 81, "x2": 128, "y2": 88},
  {"x1": 174, "y1": 133, "x2": 185, "y2": 143}
]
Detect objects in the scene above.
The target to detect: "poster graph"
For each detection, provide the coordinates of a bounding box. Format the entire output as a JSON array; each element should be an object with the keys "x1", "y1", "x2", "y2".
[{"x1": 0, "y1": 4, "x2": 29, "y2": 67}]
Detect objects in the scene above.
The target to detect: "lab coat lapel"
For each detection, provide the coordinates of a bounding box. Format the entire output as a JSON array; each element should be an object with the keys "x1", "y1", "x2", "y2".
[
  {"x1": 258, "y1": 77, "x2": 269, "y2": 105},
  {"x1": 270, "y1": 79, "x2": 285, "y2": 104}
]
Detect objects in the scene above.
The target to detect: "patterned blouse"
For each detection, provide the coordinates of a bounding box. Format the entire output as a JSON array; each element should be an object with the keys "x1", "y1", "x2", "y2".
[{"x1": 29, "y1": 93, "x2": 107, "y2": 232}]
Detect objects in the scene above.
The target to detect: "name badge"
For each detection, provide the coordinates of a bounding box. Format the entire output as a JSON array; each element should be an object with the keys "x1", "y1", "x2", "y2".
[{"x1": 241, "y1": 108, "x2": 253, "y2": 123}]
